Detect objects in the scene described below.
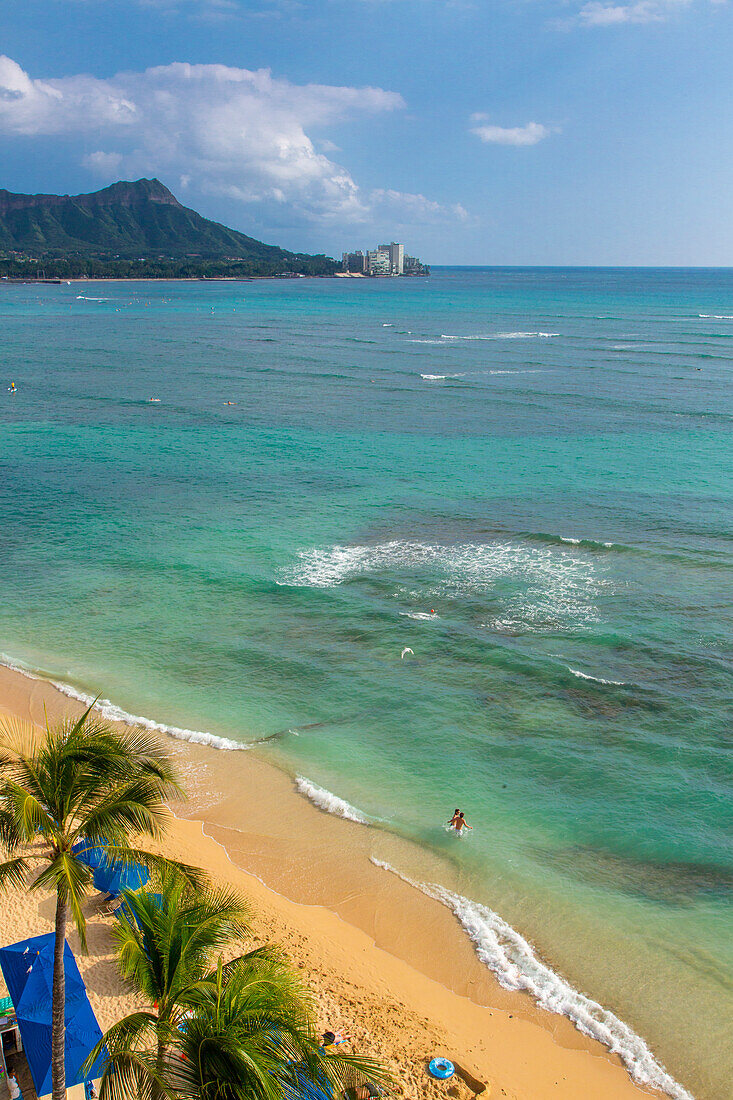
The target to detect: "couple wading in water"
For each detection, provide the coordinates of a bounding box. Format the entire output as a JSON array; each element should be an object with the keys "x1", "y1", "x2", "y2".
[{"x1": 448, "y1": 809, "x2": 472, "y2": 835}]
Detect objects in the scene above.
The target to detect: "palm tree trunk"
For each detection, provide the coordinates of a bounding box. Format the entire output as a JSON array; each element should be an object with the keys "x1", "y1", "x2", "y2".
[
  {"x1": 153, "y1": 1029, "x2": 167, "y2": 1100},
  {"x1": 52, "y1": 889, "x2": 68, "y2": 1100}
]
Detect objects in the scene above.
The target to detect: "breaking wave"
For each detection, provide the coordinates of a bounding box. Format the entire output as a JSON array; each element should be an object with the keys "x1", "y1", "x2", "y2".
[
  {"x1": 371, "y1": 859, "x2": 693, "y2": 1100},
  {"x1": 568, "y1": 668, "x2": 627, "y2": 686},
  {"x1": 295, "y1": 776, "x2": 369, "y2": 823},
  {"x1": 278, "y1": 539, "x2": 605, "y2": 633},
  {"x1": 420, "y1": 373, "x2": 465, "y2": 380},
  {"x1": 698, "y1": 314, "x2": 733, "y2": 319},
  {"x1": 440, "y1": 332, "x2": 560, "y2": 340},
  {"x1": 529, "y1": 532, "x2": 622, "y2": 551},
  {"x1": 76, "y1": 296, "x2": 110, "y2": 302},
  {"x1": 0, "y1": 652, "x2": 246, "y2": 751}
]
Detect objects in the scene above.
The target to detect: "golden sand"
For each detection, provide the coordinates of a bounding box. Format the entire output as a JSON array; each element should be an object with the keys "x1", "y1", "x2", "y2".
[{"x1": 0, "y1": 664, "x2": 663, "y2": 1100}]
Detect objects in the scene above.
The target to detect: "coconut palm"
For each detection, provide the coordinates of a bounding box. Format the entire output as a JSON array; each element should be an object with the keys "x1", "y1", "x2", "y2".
[
  {"x1": 170, "y1": 955, "x2": 385, "y2": 1100},
  {"x1": 92, "y1": 872, "x2": 386, "y2": 1100},
  {"x1": 0, "y1": 705, "x2": 186, "y2": 1100},
  {"x1": 94, "y1": 869, "x2": 253, "y2": 1100}
]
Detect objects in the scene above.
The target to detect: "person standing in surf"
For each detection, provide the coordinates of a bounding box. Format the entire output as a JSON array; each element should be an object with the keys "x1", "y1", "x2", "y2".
[{"x1": 448, "y1": 809, "x2": 472, "y2": 833}]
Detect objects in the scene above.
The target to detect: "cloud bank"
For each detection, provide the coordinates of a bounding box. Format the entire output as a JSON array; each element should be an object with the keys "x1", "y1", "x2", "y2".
[{"x1": 0, "y1": 55, "x2": 462, "y2": 228}]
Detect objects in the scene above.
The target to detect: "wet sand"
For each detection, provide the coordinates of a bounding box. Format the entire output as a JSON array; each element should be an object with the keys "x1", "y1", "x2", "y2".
[{"x1": 0, "y1": 662, "x2": 666, "y2": 1100}]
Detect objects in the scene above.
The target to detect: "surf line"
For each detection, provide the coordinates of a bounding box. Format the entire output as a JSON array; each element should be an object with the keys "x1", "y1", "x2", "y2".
[
  {"x1": 0, "y1": 651, "x2": 246, "y2": 752},
  {"x1": 370, "y1": 858, "x2": 693, "y2": 1100}
]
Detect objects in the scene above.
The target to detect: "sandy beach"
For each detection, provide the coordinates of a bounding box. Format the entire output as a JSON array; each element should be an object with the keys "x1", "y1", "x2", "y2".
[{"x1": 0, "y1": 661, "x2": 672, "y2": 1100}]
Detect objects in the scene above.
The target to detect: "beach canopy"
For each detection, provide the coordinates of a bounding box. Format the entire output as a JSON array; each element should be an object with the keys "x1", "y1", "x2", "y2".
[
  {"x1": 71, "y1": 838, "x2": 150, "y2": 898},
  {"x1": 71, "y1": 839, "x2": 111, "y2": 871},
  {"x1": 0, "y1": 933, "x2": 106, "y2": 1099},
  {"x1": 93, "y1": 860, "x2": 149, "y2": 898}
]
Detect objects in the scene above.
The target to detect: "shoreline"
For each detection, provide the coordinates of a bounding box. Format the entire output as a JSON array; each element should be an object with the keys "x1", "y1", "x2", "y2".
[{"x1": 0, "y1": 655, "x2": 685, "y2": 1100}]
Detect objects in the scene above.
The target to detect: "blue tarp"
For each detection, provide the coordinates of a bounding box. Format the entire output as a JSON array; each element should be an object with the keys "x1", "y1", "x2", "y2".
[{"x1": 0, "y1": 933, "x2": 107, "y2": 1098}]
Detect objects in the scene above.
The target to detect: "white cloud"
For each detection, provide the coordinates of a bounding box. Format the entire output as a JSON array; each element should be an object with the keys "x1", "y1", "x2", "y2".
[
  {"x1": 579, "y1": 0, "x2": 672, "y2": 21},
  {"x1": 470, "y1": 115, "x2": 553, "y2": 146},
  {"x1": 370, "y1": 189, "x2": 471, "y2": 223},
  {"x1": 577, "y1": 0, "x2": 723, "y2": 24},
  {"x1": 0, "y1": 55, "x2": 464, "y2": 228},
  {"x1": 83, "y1": 150, "x2": 124, "y2": 174}
]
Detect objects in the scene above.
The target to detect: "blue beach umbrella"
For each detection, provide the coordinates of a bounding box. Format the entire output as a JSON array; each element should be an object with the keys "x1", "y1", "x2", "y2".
[
  {"x1": 72, "y1": 839, "x2": 111, "y2": 871},
  {"x1": 93, "y1": 861, "x2": 149, "y2": 898},
  {"x1": 0, "y1": 934, "x2": 107, "y2": 1097}
]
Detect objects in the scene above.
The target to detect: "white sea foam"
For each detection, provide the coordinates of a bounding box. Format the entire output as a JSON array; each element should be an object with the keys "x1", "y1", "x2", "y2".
[
  {"x1": 399, "y1": 611, "x2": 439, "y2": 620},
  {"x1": 568, "y1": 667, "x2": 627, "y2": 686},
  {"x1": 295, "y1": 776, "x2": 369, "y2": 823},
  {"x1": 420, "y1": 373, "x2": 465, "y2": 380},
  {"x1": 440, "y1": 332, "x2": 560, "y2": 340},
  {"x1": 698, "y1": 314, "x2": 733, "y2": 319},
  {"x1": 76, "y1": 295, "x2": 110, "y2": 302},
  {"x1": 495, "y1": 331, "x2": 560, "y2": 339},
  {"x1": 371, "y1": 858, "x2": 693, "y2": 1100},
  {"x1": 0, "y1": 652, "x2": 246, "y2": 751},
  {"x1": 545, "y1": 534, "x2": 615, "y2": 549},
  {"x1": 486, "y1": 368, "x2": 542, "y2": 375},
  {"x1": 279, "y1": 539, "x2": 604, "y2": 633},
  {"x1": 382, "y1": 323, "x2": 394, "y2": 327}
]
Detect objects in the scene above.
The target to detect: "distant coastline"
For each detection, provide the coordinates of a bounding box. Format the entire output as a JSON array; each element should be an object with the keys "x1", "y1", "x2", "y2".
[{"x1": 0, "y1": 177, "x2": 340, "y2": 280}]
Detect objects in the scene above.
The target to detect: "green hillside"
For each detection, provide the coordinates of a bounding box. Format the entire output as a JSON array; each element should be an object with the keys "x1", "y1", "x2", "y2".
[{"x1": 0, "y1": 179, "x2": 337, "y2": 277}]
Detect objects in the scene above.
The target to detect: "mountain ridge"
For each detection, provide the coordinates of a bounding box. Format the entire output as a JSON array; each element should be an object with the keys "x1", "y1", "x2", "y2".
[{"x1": 0, "y1": 179, "x2": 337, "y2": 277}]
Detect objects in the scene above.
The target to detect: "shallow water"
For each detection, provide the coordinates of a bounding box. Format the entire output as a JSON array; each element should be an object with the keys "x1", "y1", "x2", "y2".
[{"x1": 0, "y1": 269, "x2": 731, "y2": 1099}]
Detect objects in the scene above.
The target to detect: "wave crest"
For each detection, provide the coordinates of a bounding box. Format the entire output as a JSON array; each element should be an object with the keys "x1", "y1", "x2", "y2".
[
  {"x1": 439, "y1": 332, "x2": 560, "y2": 340},
  {"x1": 0, "y1": 652, "x2": 246, "y2": 751},
  {"x1": 295, "y1": 776, "x2": 369, "y2": 823},
  {"x1": 371, "y1": 859, "x2": 692, "y2": 1100},
  {"x1": 568, "y1": 667, "x2": 627, "y2": 686}
]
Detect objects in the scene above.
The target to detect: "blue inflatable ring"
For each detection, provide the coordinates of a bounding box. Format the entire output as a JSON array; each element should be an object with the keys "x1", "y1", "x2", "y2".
[{"x1": 429, "y1": 1058, "x2": 455, "y2": 1080}]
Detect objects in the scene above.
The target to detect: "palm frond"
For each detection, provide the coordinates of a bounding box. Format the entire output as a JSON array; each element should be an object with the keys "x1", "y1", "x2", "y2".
[
  {"x1": 98, "y1": 1050, "x2": 170, "y2": 1100},
  {"x1": 31, "y1": 849, "x2": 93, "y2": 948},
  {"x1": 0, "y1": 856, "x2": 30, "y2": 891},
  {"x1": 0, "y1": 715, "x2": 41, "y2": 760},
  {"x1": 0, "y1": 806, "x2": 22, "y2": 853},
  {"x1": 0, "y1": 778, "x2": 58, "y2": 843}
]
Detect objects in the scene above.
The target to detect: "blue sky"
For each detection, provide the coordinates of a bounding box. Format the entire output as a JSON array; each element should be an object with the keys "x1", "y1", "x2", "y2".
[{"x1": 1, "y1": 0, "x2": 731, "y2": 263}]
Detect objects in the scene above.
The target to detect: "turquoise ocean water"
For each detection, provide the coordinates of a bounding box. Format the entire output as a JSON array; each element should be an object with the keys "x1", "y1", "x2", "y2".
[{"x1": 0, "y1": 269, "x2": 731, "y2": 1099}]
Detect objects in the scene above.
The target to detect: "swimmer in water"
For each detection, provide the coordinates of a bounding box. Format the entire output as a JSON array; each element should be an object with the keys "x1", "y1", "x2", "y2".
[
  {"x1": 450, "y1": 811, "x2": 472, "y2": 835},
  {"x1": 448, "y1": 809, "x2": 461, "y2": 829}
]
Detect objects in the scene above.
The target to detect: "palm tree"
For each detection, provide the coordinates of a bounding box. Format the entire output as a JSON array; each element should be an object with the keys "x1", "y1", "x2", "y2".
[
  {"x1": 93, "y1": 872, "x2": 386, "y2": 1100},
  {"x1": 170, "y1": 955, "x2": 384, "y2": 1100},
  {"x1": 95, "y1": 869, "x2": 253, "y2": 1100},
  {"x1": 0, "y1": 705, "x2": 185, "y2": 1100}
]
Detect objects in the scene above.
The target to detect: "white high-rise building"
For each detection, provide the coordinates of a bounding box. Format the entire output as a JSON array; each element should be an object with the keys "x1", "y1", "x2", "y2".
[
  {"x1": 348, "y1": 241, "x2": 425, "y2": 276},
  {"x1": 366, "y1": 248, "x2": 391, "y2": 275},
  {"x1": 389, "y1": 242, "x2": 404, "y2": 275}
]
